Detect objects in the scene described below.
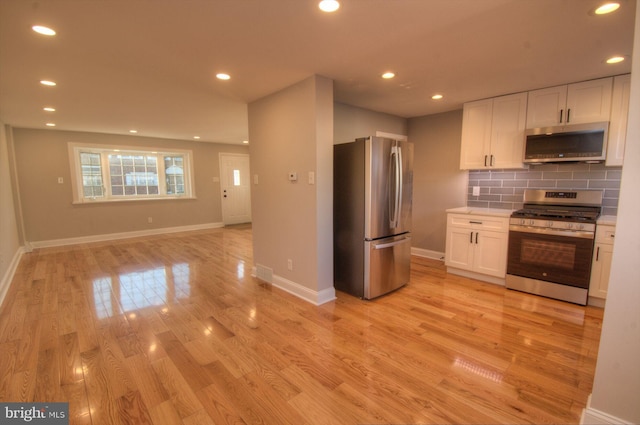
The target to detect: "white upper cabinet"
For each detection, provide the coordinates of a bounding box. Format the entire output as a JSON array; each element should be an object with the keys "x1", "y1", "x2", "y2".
[
  {"x1": 460, "y1": 92, "x2": 527, "y2": 170},
  {"x1": 526, "y1": 77, "x2": 613, "y2": 128},
  {"x1": 606, "y1": 74, "x2": 631, "y2": 167}
]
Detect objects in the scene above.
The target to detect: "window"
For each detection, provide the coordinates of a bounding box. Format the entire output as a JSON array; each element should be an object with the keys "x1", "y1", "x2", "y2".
[{"x1": 69, "y1": 143, "x2": 194, "y2": 203}]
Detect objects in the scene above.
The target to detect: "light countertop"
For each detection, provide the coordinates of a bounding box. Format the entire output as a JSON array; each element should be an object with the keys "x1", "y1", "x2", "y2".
[
  {"x1": 446, "y1": 206, "x2": 514, "y2": 218},
  {"x1": 597, "y1": 215, "x2": 617, "y2": 226}
]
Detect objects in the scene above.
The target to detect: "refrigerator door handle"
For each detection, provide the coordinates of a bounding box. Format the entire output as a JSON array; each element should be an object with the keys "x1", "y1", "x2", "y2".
[
  {"x1": 389, "y1": 142, "x2": 402, "y2": 229},
  {"x1": 373, "y1": 236, "x2": 411, "y2": 250}
]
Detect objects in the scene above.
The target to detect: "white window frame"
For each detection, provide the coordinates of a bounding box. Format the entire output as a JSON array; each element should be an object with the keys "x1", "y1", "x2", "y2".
[{"x1": 68, "y1": 142, "x2": 195, "y2": 204}]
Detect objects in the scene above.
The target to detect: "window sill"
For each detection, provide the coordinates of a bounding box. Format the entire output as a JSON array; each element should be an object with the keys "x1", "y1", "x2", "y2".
[{"x1": 72, "y1": 196, "x2": 196, "y2": 205}]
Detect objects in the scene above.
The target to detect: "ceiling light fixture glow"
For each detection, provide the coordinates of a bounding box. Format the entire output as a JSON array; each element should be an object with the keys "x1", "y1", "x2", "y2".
[
  {"x1": 129, "y1": 130, "x2": 138, "y2": 134},
  {"x1": 193, "y1": 136, "x2": 201, "y2": 139},
  {"x1": 216, "y1": 73, "x2": 231, "y2": 80},
  {"x1": 43, "y1": 107, "x2": 56, "y2": 112},
  {"x1": 431, "y1": 94, "x2": 444, "y2": 100},
  {"x1": 45, "y1": 123, "x2": 56, "y2": 127},
  {"x1": 242, "y1": 140, "x2": 249, "y2": 144},
  {"x1": 606, "y1": 56, "x2": 625, "y2": 64},
  {"x1": 382, "y1": 72, "x2": 395, "y2": 79},
  {"x1": 32, "y1": 25, "x2": 56, "y2": 36},
  {"x1": 319, "y1": 0, "x2": 340, "y2": 12},
  {"x1": 595, "y1": 2, "x2": 620, "y2": 14},
  {"x1": 40, "y1": 80, "x2": 56, "y2": 86}
]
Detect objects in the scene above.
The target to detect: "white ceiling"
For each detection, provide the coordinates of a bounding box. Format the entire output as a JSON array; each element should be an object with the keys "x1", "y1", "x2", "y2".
[{"x1": 0, "y1": 0, "x2": 635, "y2": 145}]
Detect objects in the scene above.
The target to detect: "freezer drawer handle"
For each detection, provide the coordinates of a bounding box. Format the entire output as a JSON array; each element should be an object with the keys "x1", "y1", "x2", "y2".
[{"x1": 374, "y1": 237, "x2": 411, "y2": 250}]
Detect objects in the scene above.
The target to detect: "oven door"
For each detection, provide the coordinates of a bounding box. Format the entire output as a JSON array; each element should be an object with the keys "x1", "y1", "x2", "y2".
[{"x1": 507, "y1": 226, "x2": 595, "y2": 289}]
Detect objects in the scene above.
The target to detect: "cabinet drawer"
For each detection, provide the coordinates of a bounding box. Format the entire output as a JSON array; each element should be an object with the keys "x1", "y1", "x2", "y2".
[
  {"x1": 595, "y1": 225, "x2": 616, "y2": 245},
  {"x1": 448, "y1": 214, "x2": 509, "y2": 232}
]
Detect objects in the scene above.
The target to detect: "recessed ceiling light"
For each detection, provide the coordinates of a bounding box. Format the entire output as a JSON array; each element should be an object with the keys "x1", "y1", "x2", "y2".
[
  {"x1": 606, "y1": 56, "x2": 625, "y2": 64},
  {"x1": 319, "y1": 0, "x2": 340, "y2": 12},
  {"x1": 40, "y1": 80, "x2": 56, "y2": 86},
  {"x1": 32, "y1": 25, "x2": 56, "y2": 36},
  {"x1": 45, "y1": 123, "x2": 56, "y2": 127},
  {"x1": 431, "y1": 94, "x2": 444, "y2": 100},
  {"x1": 242, "y1": 140, "x2": 249, "y2": 144},
  {"x1": 382, "y1": 72, "x2": 395, "y2": 79},
  {"x1": 193, "y1": 136, "x2": 201, "y2": 139},
  {"x1": 216, "y1": 73, "x2": 231, "y2": 80},
  {"x1": 129, "y1": 130, "x2": 138, "y2": 134},
  {"x1": 594, "y1": 2, "x2": 620, "y2": 14},
  {"x1": 43, "y1": 107, "x2": 56, "y2": 112}
]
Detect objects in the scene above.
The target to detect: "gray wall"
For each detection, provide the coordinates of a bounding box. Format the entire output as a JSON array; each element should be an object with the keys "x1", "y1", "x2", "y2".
[
  {"x1": 333, "y1": 102, "x2": 408, "y2": 143},
  {"x1": 0, "y1": 123, "x2": 21, "y2": 305},
  {"x1": 12, "y1": 128, "x2": 248, "y2": 243},
  {"x1": 408, "y1": 110, "x2": 467, "y2": 255}
]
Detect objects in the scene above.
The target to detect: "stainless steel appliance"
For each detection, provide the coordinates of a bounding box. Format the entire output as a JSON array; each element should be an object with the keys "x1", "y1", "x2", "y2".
[
  {"x1": 524, "y1": 122, "x2": 608, "y2": 164},
  {"x1": 506, "y1": 189, "x2": 603, "y2": 305},
  {"x1": 333, "y1": 136, "x2": 413, "y2": 299}
]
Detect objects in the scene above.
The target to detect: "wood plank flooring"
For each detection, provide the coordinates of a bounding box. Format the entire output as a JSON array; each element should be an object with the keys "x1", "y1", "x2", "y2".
[{"x1": 0, "y1": 225, "x2": 603, "y2": 424}]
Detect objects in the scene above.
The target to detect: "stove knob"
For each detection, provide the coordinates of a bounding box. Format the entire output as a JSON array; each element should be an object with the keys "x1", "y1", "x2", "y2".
[
  {"x1": 547, "y1": 221, "x2": 554, "y2": 227},
  {"x1": 520, "y1": 219, "x2": 526, "y2": 225},
  {"x1": 529, "y1": 219, "x2": 535, "y2": 226},
  {"x1": 567, "y1": 223, "x2": 574, "y2": 229},
  {"x1": 576, "y1": 223, "x2": 585, "y2": 230}
]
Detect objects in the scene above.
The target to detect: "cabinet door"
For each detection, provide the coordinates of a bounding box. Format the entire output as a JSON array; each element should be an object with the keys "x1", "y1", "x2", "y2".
[
  {"x1": 474, "y1": 230, "x2": 508, "y2": 278},
  {"x1": 460, "y1": 99, "x2": 493, "y2": 169},
  {"x1": 445, "y1": 227, "x2": 474, "y2": 271},
  {"x1": 566, "y1": 77, "x2": 613, "y2": 125},
  {"x1": 526, "y1": 85, "x2": 567, "y2": 128},
  {"x1": 491, "y1": 92, "x2": 527, "y2": 169},
  {"x1": 589, "y1": 243, "x2": 614, "y2": 299},
  {"x1": 606, "y1": 74, "x2": 631, "y2": 167}
]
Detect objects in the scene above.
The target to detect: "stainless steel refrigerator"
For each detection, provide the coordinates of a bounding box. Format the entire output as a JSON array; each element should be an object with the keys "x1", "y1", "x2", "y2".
[{"x1": 333, "y1": 136, "x2": 413, "y2": 299}]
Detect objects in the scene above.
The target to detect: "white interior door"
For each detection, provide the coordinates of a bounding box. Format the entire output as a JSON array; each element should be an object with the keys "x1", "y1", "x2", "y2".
[{"x1": 219, "y1": 153, "x2": 252, "y2": 225}]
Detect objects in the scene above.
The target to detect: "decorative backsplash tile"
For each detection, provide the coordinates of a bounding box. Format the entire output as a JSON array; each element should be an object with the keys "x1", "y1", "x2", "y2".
[{"x1": 467, "y1": 163, "x2": 622, "y2": 215}]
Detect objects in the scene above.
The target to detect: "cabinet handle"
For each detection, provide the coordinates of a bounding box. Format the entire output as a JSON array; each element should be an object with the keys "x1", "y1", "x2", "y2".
[
  {"x1": 469, "y1": 220, "x2": 483, "y2": 224},
  {"x1": 559, "y1": 109, "x2": 564, "y2": 123},
  {"x1": 475, "y1": 232, "x2": 479, "y2": 244},
  {"x1": 470, "y1": 232, "x2": 473, "y2": 243},
  {"x1": 490, "y1": 155, "x2": 494, "y2": 166},
  {"x1": 567, "y1": 108, "x2": 571, "y2": 123},
  {"x1": 484, "y1": 155, "x2": 488, "y2": 167},
  {"x1": 596, "y1": 246, "x2": 600, "y2": 261}
]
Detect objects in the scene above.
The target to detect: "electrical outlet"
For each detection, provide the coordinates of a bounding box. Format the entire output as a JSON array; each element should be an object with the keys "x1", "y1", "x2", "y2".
[
  {"x1": 287, "y1": 259, "x2": 293, "y2": 271},
  {"x1": 473, "y1": 186, "x2": 480, "y2": 196},
  {"x1": 308, "y1": 171, "x2": 315, "y2": 185}
]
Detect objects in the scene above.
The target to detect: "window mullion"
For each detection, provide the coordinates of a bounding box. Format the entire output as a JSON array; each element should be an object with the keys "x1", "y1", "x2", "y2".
[
  {"x1": 102, "y1": 151, "x2": 112, "y2": 199},
  {"x1": 158, "y1": 155, "x2": 167, "y2": 195}
]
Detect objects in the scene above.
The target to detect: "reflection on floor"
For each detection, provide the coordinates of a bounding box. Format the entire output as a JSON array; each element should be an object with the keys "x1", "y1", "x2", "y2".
[{"x1": 0, "y1": 224, "x2": 603, "y2": 424}]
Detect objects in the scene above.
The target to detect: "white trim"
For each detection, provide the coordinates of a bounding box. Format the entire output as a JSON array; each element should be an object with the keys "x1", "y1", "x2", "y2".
[
  {"x1": 30, "y1": 222, "x2": 224, "y2": 249},
  {"x1": 581, "y1": 395, "x2": 634, "y2": 424},
  {"x1": 411, "y1": 247, "x2": 445, "y2": 261},
  {"x1": 375, "y1": 131, "x2": 408, "y2": 141},
  {"x1": 272, "y1": 274, "x2": 336, "y2": 306},
  {"x1": 446, "y1": 267, "x2": 506, "y2": 286},
  {"x1": 0, "y1": 247, "x2": 25, "y2": 308}
]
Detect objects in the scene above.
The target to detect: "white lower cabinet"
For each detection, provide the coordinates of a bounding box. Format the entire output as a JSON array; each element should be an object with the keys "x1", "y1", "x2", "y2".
[
  {"x1": 589, "y1": 224, "x2": 616, "y2": 300},
  {"x1": 445, "y1": 213, "x2": 509, "y2": 281}
]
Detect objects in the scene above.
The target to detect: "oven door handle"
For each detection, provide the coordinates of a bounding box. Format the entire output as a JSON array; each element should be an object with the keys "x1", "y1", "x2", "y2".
[{"x1": 509, "y1": 225, "x2": 595, "y2": 239}]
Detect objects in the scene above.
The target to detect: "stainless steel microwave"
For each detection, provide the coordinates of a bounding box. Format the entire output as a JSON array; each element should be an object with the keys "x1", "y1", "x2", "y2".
[{"x1": 524, "y1": 122, "x2": 609, "y2": 164}]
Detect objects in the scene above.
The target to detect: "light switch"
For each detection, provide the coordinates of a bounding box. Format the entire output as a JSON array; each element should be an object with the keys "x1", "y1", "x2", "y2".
[{"x1": 308, "y1": 171, "x2": 315, "y2": 185}]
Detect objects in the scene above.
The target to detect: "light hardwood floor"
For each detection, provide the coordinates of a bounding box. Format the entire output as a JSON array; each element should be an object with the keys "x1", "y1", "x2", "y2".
[{"x1": 0, "y1": 225, "x2": 603, "y2": 424}]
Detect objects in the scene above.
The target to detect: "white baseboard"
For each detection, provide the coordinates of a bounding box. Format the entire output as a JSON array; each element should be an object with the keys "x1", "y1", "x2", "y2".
[
  {"x1": 581, "y1": 395, "x2": 634, "y2": 424},
  {"x1": 252, "y1": 266, "x2": 336, "y2": 306},
  {"x1": 0, "y1": 247, "x2": 25, "y2": 309},
  {"x1": 411, "y1": 247, "x2": 445, "y2": 261},
  {"x1": 272, "y1": 275, "x2": 336, "y2": 306},
  {"x1": 29, "y1": 222, "x2": 225, "y2": 249}
]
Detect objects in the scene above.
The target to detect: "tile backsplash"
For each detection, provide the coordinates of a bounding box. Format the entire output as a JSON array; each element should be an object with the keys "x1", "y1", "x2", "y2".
[{"x1": 467, "y1": 163, "x2": 622, "y2": 215}]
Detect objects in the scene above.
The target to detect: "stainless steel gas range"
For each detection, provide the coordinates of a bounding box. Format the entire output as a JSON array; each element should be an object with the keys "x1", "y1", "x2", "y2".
[{"x1": 506, "y1": 189, "x2": 603, "y2": 305}]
